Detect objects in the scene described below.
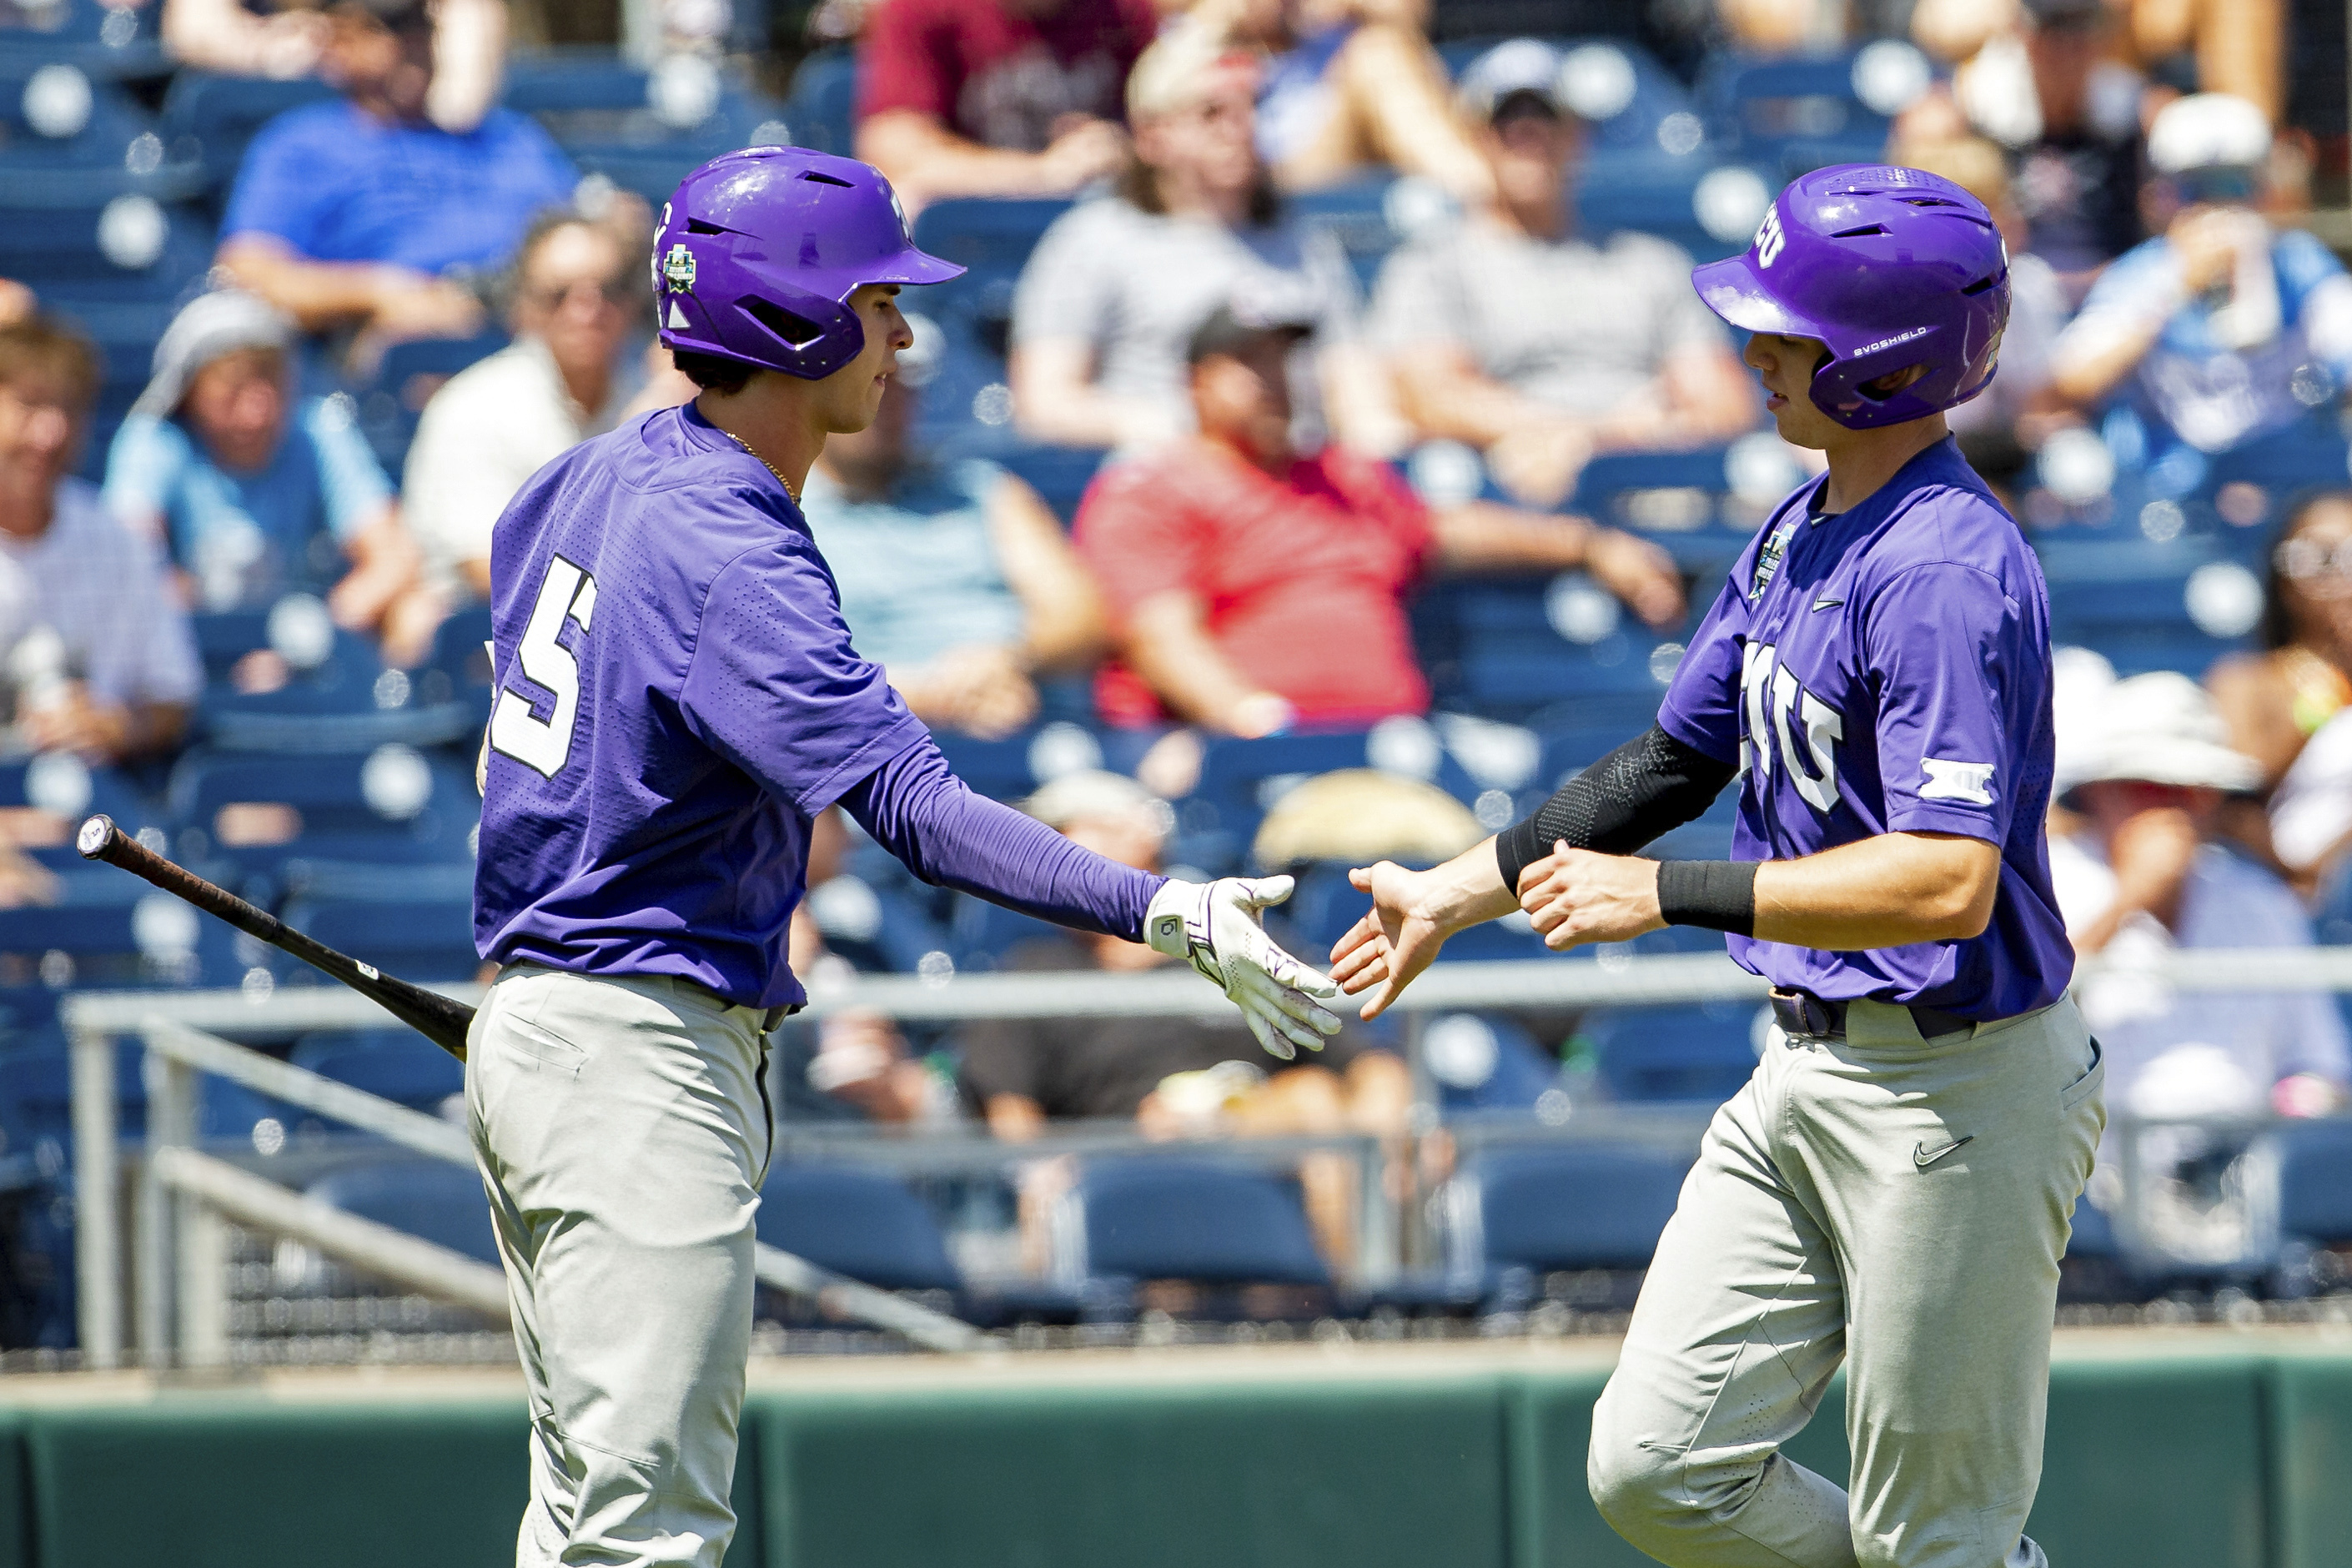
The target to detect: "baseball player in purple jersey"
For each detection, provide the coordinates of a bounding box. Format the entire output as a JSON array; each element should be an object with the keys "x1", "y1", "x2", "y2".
[
  {"x1": 1333, "y1": 166, "x2": 2103, "y2": 1568},
  {"x1": 468, "y1": 147, "x2": 1341, "y2": 1567}
]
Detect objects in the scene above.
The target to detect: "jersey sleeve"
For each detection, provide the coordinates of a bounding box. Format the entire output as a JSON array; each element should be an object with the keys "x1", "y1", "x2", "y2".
[
  {"x1": 304, "y1": 399, "x2": 392, "y2": 541},
  {"x1": 1863, "y1": 560, "x2": 2028, "y2": 844},
  {"x1": 676, "y1": 532, "x2": 929, "y2": 817},
  {"x1": 1656, "y1": 572, "x2": 1751, "y2": 766},
  {"x1": 100, "y1": 415, "x2": 188, "y2": 549}
]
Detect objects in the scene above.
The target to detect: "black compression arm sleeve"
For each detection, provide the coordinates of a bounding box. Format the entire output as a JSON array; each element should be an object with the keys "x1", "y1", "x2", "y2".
[{"x1": 1494, "y1": 725, "x2": 1738, "y2": 891}]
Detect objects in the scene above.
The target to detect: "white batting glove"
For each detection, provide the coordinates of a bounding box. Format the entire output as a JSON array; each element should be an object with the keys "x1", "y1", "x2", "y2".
[{"x1": 1145, "y1": 876, "x2": 1344, "y2": 1062}]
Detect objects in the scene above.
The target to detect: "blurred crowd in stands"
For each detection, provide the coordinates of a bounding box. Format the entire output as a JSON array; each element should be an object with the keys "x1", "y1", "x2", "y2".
[{"x1": 7, "y1": 0, "x2": 2352, "y2": 1325}]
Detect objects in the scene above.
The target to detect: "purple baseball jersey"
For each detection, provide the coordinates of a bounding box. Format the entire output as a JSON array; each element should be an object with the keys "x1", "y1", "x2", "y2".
[
  {"x1": 1657, "y1": 436, "x2": 2073, "y2": 1020},
  {"x1": 474, "y1": 402, "x2": 927, "y2": 1010}
]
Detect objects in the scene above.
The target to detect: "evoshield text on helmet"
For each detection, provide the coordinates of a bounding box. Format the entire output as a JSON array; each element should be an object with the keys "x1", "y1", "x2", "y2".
[
  {"x1": 1691, "y1": 164, "x2": 2010, "y2": 430},
  {"x1": 651, "y1": 148, "x2": 964, "y2": 381}
]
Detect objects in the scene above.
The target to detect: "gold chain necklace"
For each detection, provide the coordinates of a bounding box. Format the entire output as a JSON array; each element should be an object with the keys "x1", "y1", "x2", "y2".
[{"x1": 724, "y1": 430, "x2": 801, "y2": 505}]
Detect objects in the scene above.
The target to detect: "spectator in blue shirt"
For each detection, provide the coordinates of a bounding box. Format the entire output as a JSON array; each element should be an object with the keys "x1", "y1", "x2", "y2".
[
  {"x1": 104, "y1": 292, "x2": 426, "y2": 653},
  {"x1": 214, "y1": 0, "x2": 576, "y2": 354},
  {"x1": 2048, "y1": 93, "x2": 2352, "y2": 470}
]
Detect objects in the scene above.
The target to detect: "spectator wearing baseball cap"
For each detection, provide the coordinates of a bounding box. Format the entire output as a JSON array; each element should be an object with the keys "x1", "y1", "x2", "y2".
[
  {"x1": 2050, "y1": 667, "x2": 2348, "y2": 1130},
  {"x1": 796, "y1": 329, "x2": 1109, "y2": 741},
  {"x1": 1074, "y1": 292, "x2": 1682, "y2": 736},
  {"x1": 2050, "y1": 665, "x2": 2347, "y2": 1261},
  {"x1": 2048, "y1": 93, "x2": 2352, "y2": 466},
  {"x1": 214, "y1": 0, "x2": 577, "y2": 354},
  {"x1": 1368, "y1": 39, "x2": 1756, "y2": 508},
  {"x1": 103, "y1": 292, "x2": 421, "y2": 656},
  {"x1": 1009, "y1": 27, "x2": 1401, "y2": 455}
]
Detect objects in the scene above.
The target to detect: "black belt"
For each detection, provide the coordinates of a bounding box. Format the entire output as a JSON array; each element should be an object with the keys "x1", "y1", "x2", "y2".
[{"x1": 1769, "y1": 989, "x2": 1973, "y2": 1043}]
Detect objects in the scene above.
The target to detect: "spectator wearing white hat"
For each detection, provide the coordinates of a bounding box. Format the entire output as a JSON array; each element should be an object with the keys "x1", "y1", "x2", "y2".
[
  {"x1": 799, "y1": 336, "x2": 1108, "y2": 741},
  {"x1": 103, "y1": 291, "x2": 421, "y2": 650},
  {"x1": 2049, "y1": 669, "x2": 2349, "y2": 1141},
  {"x1": 1367, "y1": 38, "x2": 1756, "y2": 508},
  {"x1": 2048, "y1": 93, "x2": 2352, "y2": 463}
]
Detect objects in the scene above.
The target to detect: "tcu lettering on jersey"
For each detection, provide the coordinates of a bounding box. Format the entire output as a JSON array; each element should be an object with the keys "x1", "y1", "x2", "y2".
[{"x1": 1739, "y1": 641, "x2": 1842, "y2": 813}]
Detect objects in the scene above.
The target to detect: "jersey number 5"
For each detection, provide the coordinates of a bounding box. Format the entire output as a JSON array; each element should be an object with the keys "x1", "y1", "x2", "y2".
[{"x1": 490, "y1": 555, "x2": 599, "y2": 778}]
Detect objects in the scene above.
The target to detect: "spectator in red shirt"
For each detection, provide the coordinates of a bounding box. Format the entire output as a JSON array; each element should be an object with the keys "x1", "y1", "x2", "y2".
[
  {"x1": 1077, "y1": 297, "x2": 1686, "y2": 736},
  {"x1": 854, "y1": 0, "x2": 1158, "y2": 211}
]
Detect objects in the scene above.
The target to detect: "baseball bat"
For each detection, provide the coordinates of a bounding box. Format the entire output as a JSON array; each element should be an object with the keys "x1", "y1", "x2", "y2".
[{"x1": 75, "y1": 814, "x2": 474, "y2": 1061}]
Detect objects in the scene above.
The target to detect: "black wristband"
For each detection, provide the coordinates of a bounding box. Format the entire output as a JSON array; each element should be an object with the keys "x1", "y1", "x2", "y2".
[{"x1": 1656, "y1": 859, "x2": 1758, "y2": 937}]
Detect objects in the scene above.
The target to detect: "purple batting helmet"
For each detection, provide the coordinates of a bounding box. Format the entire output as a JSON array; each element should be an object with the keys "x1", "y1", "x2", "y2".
[
  {"x1": 651, "y1": 148, "x2": 963, "y2": 381},
  {"x1": 1691, "y1": 164, "x2": 2009, "y2": 430}
]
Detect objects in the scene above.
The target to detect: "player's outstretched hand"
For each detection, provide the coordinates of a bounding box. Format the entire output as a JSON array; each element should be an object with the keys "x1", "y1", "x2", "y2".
[
  {"x1": 1146, "y1": 877, "x2": 1344, "y2": 1062},
  {"x1": 1330, "y1": 861, "x2": 1455, "y2": 1022},
  {"x1": 1518, "y1": 842, "x2": 1666, "y2": 951}
]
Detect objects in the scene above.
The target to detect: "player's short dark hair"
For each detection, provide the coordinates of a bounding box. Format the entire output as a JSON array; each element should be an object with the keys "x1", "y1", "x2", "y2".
[
  {"x1": 671, "y1": 349, "x2": 757, "y2": 395},
  {"x1": 0, "y1": 314, "x2": 102, "y2": 412}
]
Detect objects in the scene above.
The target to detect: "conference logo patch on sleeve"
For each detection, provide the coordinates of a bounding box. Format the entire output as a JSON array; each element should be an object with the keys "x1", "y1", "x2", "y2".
[{"x1": 1921, "y1": 758, "x2": 1996, "y2": 805}]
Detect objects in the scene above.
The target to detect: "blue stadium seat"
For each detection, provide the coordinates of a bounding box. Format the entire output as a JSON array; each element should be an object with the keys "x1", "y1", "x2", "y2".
[
  {"x1": 0, "y1": 751, "x2": 147, "y2": 826},
  {"x1": 500, "y1": 51, "x2": 659, "y2": 113},
  {"x1": 0, "y1": 0, "x2": 169, "y2": 78},
  {"x1": 168, "y1": 747, "x2": 475, "y2": 844},
  {"x1": 280, "y1": 894, "x2": 480, "y2": 984},
  {"x1": 1695, "y1": 50, "x2": 1909, "y2": 174},
  {"x1": 780, "y1": 48, "x2": 856, "y2": 156},
  {"x1": 1421, "y1": 574, "x2": 1688, "y2": 718},
  {"x1": 1069, "y1": 1159, "x2": 1329, "y2": 1287},
  {"x1": 2064, "y1": 1189, "x2": 2119, "y2": 1259},
  {"x1": 0, "y1": 1035, "x2": 143, "y2": 1153},
  {"x1": 306, "y1": 1158, "x2": 500, "y2": 1266},
  {"x1": 2264, "y1": 1118, "x2": 2352, "y2": 1244},
  {"x1": 947, "y1": 892, "x2": 1063, "y2": 972},
  {"x1": 0, "y1": 64, "x2": 200, "y2": 201},
  {"x1": 756, "y1": 1164, "x2": 962, "y2": 1293},
  {"x1": 0, "y1": 198, "x2": 213, "y2": 308},
  {"x1": 155, "y1": 69, "x2": 338, "y2": 188},
  {"x1": 289, "y1": 1029, "x2": 466, "y2": 1115},
  {"x1": 993, "y1": 444, "x2": 1108, "y2": 526},
  {"x1": 0, "y1": 890, "x2": 246, "y2": 988},
  {"x1": 1446, "y1": 1143, "x2": 1692, "y2": 1282},
  {"x1": 1581, "y1": 1002, "x2": 1761, "y2": 1102},
  {"x1": 2037, "y1": 535, "x2": 2250, "y2": 676}
]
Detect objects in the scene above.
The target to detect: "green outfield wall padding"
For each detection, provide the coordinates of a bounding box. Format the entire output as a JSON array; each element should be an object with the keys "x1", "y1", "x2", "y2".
[
  {"x1": 753, "y1": 1375, "x2": 1510, "y2": 1568},
  {"x1": 0, "y1": 1412, "x2": 29, "y2": 1568},
  {"x1": 1510, "y1": 1355, "x2": 2270, "y2": 1568},
  {"x1": 2265, "y1": 1354, "x2": 2352, "y2": 1568},
  {"x1": 16, "y1": 1395, "x2": 766, "y2": 1568}
]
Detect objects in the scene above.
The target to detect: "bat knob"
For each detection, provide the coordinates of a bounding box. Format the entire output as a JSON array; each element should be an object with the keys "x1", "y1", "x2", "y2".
[{"x1": 75, "y1": 815, "x2": 118, "y2": 861}]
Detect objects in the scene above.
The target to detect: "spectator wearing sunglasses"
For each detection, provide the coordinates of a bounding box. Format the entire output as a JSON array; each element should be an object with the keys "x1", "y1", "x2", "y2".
[
  {"x1": 2047, "y1": 93, "x2": 2352, "y2": 469},
  {"x1": 2209, "y1": 491, "x2": 2352, "y2": 888},
  {"x1": 401, "y1": 210, "x2": 689, "y2": 641}
]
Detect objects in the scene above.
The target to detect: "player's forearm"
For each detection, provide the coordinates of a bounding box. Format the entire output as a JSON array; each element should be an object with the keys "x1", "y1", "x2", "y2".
[
  {"x1": 1495, "y1": 725, "x2": 1736, "y2": 891},
  {"x1": 1403, "y1": 838, "x2": 1521, "y2": 936},
  {"x1": 1749, "y1": 832, "x2": 2000, "y2": 947},
  {"x1": 841, "y1": 739, "x2": 1163, "y2": 941}
]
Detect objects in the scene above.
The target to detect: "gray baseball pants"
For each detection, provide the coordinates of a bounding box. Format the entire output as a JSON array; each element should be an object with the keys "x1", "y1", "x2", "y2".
[
  {"x1": 1589, "y1": 996, "x2": 2105, "y2": 1568},
  {"x1": 467, "y1": 964, "x2": 775, "y2": 1568}
]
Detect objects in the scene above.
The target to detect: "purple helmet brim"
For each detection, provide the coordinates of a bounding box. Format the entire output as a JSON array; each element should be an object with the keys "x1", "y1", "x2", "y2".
[
  {"x1": 864, "y1": 249, "x2": 965, "y2": 286},
  {"x1": 1691, "y1": 254, "x2": 1833, "y2": 343}
]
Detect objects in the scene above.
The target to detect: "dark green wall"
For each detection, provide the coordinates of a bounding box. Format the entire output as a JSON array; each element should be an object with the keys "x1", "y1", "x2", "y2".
[{"x1": 0, "y1": 1346, "x2": 2331, "y2": 1567}]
